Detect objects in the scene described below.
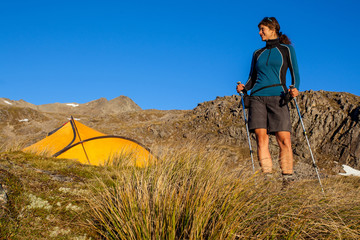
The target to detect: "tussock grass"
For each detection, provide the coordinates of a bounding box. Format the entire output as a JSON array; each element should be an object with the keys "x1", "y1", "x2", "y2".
[
  {"x1": 0, "y1": 140, "x2": 26, "y2": 153},
  {"x1": 1, "y1": 146, "x2": 359, "y2": 239},
  {"x1": 86, "y1": 145, "x2": 360, "y2": 239}
]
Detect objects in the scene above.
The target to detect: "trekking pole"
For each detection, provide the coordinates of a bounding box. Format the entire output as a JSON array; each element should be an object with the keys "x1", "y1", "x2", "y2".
[
  {"x1": 237, "y1": 82, "x2": 255, "y2": 173},
  {"x1": 290, "y1": 86, "x2": 324, "y2": 193}
]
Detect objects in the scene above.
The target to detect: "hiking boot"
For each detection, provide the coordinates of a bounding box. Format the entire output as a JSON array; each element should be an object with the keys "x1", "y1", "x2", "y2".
[
  {"x1": 263, "y1": 173, "x2": 275, "y2": 182},
  {"x1": 282, "y1": 174, "x2": 295, "y2": 189}
]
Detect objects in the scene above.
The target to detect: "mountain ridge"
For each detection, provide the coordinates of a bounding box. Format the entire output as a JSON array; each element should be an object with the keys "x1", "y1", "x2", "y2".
[{"x1": 0, "y1": 95, "x2": 142, "y2": 116}]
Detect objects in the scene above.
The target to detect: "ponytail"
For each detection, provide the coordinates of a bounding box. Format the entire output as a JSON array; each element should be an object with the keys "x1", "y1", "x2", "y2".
[{"x1": 278, "y1": 32, "x2": 291, "y2": 45}]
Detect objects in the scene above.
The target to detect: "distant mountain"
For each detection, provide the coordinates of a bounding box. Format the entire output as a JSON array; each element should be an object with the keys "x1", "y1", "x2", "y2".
[
  {"x1": 0, "y1": 95, "x2": 142, "y2": 116},
  {"x1": 0, "y1": 98, "x2": 37, "y2": 109}
]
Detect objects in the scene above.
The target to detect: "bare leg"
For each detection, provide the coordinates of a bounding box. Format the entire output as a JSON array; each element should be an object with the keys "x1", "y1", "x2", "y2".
[
  {"x1": 275, "y1": 131, "x2": 293, "y2": 175},
  {"x1": 254, "y1": 128, "x2": 272, "y2": 173}
]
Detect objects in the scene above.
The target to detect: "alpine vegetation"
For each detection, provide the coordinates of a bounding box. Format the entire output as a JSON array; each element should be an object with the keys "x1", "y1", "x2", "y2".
[{"x1": 86, "y1": 145, "x2": 360, "y2": 239}]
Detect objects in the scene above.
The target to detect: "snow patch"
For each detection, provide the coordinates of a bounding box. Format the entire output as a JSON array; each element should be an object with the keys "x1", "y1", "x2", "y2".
[
  {"x1": 339, "y1": 165, "x2": 360, "y2": 177},
  {"x1": 66, "y1": 103, "x2": 79, "y2": 107},
  {"x1": 19, "y1": 119, "x2": 29, "y2": 122},
  {"x1": 67, "y1": 118, "x2": 81, "y2": 121},
  {"x1": 4, "y1": 100, "x2": 12, "y2": 105}
]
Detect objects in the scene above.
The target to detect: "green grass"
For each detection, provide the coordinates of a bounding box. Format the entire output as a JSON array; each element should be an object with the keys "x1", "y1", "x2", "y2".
[
  {"x1": 0, "y1": 151, "x2": 97, "y2": 239},
  {"x1": 1, "y1": 146, "x2": 360, "y2": 239}
]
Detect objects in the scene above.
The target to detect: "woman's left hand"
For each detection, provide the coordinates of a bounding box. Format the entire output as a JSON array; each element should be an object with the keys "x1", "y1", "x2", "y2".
[{"x1": 289, "y1": 88, "x2": 299, "y2": 98}]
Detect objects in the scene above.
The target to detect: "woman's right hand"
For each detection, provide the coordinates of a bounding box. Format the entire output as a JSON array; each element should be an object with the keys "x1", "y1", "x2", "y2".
[
  {"x1": 236, "y1": 83, "x2": 245, "y2": 93},
  {"x1": 289, "y1": 87, "x2": 299, "y2": 98}
]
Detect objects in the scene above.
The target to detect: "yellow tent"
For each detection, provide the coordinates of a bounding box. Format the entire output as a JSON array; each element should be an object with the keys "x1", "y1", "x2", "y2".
[{"x1": 23, "y1": 117, "x2": 153, "y2": 167}]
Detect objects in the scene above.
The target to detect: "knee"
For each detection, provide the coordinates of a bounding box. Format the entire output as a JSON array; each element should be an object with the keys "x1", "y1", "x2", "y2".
[
  {"x1": 277, "y1": 137, "x2": 292, "y2": 149},
  {"x1": 256, "y1": 136, "x2": 269, "y2": 148}
]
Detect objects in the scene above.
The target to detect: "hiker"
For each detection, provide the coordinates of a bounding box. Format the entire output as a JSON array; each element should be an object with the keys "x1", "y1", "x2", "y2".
[{"x1": 236, "y1": 17, "x2": 300, "y2": 180}]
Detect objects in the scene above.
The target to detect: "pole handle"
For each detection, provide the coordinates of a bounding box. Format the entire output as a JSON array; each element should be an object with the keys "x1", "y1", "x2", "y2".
[
  {"x1": 237, "y1": 81, "x2": 246, "y2": 95},
  {"x1": 288, "y1": 85, "x2": 296, "y2": 102}
]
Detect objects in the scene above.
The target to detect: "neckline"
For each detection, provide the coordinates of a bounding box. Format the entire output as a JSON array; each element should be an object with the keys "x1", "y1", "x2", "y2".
[{"x1": 266, "y1": 38, "x2": 280, "y2": 49}]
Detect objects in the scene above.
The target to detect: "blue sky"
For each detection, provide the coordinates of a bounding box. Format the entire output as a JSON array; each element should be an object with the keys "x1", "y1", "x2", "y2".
[{"x1": 1, "y1": 0, "x2": 359, "y2": 110}]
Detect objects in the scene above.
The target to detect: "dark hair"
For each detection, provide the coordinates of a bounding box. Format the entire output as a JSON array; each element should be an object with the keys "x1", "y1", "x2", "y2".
[{"x1": 258, "y1": 17, "x2": 291, "y2": 45}]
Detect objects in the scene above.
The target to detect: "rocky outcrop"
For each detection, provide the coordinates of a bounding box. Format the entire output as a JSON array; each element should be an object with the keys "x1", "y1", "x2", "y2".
[
  {"x1": 190, "y1": 91, "x2": 360, "y2": 171},
  {"x1": 294, "y1": 91, "x2": 360, "y2": 168}
]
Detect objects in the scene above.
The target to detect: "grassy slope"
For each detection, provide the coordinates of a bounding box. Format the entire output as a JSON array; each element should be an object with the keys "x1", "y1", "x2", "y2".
[
  {"x1": 0, "y1": 151, "x2": 100, "y2": 239},
  {"x1": 1, "y1": 148, "x2": 360, "y2": 239}
]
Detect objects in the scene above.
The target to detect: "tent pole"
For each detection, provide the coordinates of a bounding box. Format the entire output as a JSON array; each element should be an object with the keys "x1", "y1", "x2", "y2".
[{"x1": 71, "y1": 116, "x2": 91, "y2": 164}]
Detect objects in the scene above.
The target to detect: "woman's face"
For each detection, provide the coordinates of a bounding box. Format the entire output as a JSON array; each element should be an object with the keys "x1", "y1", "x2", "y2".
[{"x1": 259, "y1": 24, "x2": 277, "y2": 41}]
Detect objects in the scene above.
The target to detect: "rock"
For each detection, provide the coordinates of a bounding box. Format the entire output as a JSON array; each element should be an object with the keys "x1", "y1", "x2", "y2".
[{"x1": 0, "y1": 183, "x2": 8, "y2": 207}]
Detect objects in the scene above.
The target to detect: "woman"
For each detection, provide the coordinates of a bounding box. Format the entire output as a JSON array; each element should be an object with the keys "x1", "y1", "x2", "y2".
[{"x1": 236, "y1": 17, "x2": 300, "y2": 180}]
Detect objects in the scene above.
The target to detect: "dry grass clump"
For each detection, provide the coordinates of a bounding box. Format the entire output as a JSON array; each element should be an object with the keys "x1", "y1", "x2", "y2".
[
  {"x1": 86, "y1": 145, "x2": 360, "y2": 239},
  {"x1": 0, "y1": 140, "x2": 25, "y2": 153}
]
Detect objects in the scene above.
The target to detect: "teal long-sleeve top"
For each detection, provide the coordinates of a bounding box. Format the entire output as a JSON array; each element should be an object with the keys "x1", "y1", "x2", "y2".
[{"x1": 244, "y1": 38, "x2": 300, "y2": 96}]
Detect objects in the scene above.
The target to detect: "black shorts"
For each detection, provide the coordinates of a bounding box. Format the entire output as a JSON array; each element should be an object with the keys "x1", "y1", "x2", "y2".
[{"x1": 248, "y1": 96, "x2": 291, "y2": 134}]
